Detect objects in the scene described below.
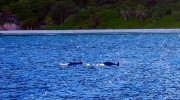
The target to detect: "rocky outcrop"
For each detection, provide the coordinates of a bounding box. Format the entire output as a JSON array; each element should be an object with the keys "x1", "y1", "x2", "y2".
[
  {"x1": 0, "y1": 13, "x2": 20, "y2": 30},
  {"x1": 0, "y1": 25, "x2": 3, "y2": 30},
  {"x1": 3, "y1": 23, "x2": 19, "y2": 30}
]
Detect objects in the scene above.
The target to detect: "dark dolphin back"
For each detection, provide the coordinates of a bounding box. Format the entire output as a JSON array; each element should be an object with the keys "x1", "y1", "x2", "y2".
[
  {"x1": 68, "y1": 62, "x2": 83, "y2": 66},
  {"x1": 103, "y1": 62, "x2": 116, "y2": 65},
  {"x1": 103, "y1": 62, "x2": 119, "y2": 66},
  {"x1": 117, "y1": 62, "x2": 120, "y2": 66}
]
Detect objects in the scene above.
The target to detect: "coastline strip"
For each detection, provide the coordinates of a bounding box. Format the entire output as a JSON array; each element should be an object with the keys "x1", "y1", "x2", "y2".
[{"x1": 0, "y1": 29, "x2": 180, "y2": 35}]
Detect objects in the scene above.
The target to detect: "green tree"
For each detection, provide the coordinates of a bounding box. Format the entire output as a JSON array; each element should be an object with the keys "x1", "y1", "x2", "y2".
[
  {"x1": 10, "y1": 0, "x2": 55, "y2": 21},
  {"x1": 120, "y1": 1, "x2": 135, "y2": 20},
  {"x1": 31, "y1": 0, "x2": 55, "y2": 22},
  {"x1": 121, "y1": 10, "x2": 131, "y2": 21},
  {"x1": 1, "y1": 6, "x2": 12, "y2": 15},
  {"x1": 45, "y1": 16, "x2": 54, "y2": 25},
  {"x1": 72, "y1": 0, "x2": 89, "y2": 8},
  {"x1": 21, "y1": 19, "x2": 39, "y2": 30},
  {"x1": 135, "y1": 4, "x2": 147, "y2": 21},
  {"x1": 49, "y1": 0, "x2": 79, "y2": 25},
  {"x1": 150, "y1": 3, "x2": 176, "y2": 18},
  {"x1": 0, "y1": 0, "x2": 18, "y2": 9}
]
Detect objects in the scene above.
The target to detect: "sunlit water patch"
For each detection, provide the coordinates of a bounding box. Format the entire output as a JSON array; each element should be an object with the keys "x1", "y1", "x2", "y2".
[{"x1": 0, "y1": 34, "x2": 180, "y2": 99}]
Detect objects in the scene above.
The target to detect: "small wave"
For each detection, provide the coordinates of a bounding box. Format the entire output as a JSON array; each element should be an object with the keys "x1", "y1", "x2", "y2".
[
  {"x1": 96, "y1": 63, "x2": 105, "y2": 67},
  {"x1": 59, "y1": 63, "x2": 68, "y2": 66},
  {"x1": 84, "y1": 63, "x2": 91, "y2": 66}
]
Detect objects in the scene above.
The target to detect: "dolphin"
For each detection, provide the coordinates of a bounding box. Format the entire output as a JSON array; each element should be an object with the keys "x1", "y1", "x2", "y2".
[
  {"x1": 67, "y1": 62, "x2": 83, "y2": 66},
  {"x1": 103, "y1": 62, "x2": 120, "y2": 66}
]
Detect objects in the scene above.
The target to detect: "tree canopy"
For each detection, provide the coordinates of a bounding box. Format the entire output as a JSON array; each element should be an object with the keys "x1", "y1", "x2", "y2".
[{"x1": 0, "y1": 0, "x2": 180, "y2": 29}]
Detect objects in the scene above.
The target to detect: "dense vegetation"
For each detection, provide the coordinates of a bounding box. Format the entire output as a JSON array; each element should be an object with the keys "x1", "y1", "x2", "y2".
[{"x1": 1, "y1": 0, "x2": 180, "y2": 29}]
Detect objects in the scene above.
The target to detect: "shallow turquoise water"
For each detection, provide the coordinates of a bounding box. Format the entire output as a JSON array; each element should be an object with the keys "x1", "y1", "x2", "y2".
[{"x1": 0, "y1": 34, "x2": 180, "y2": 99}]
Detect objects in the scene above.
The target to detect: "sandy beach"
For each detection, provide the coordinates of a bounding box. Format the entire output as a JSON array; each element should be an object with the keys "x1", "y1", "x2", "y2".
[{"x1": 1, "y1": 29, "x2": 180, "y2": 35}]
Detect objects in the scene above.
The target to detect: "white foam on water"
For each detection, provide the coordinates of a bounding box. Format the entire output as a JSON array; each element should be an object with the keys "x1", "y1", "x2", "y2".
[
  {"x1": 96, "y1": 63, "x2": 105, "y2": 67},
  {"x1": 84, "y1": 63, "x2": 91, "y2": 66},
  {"x1": 59, "y1": 63, "x2": 69, "y2": 66}
]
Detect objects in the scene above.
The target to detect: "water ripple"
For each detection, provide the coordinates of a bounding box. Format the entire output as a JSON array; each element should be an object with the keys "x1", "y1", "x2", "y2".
[{"x1": 0, "y1": 34, "x2": 180, "y2": 99}]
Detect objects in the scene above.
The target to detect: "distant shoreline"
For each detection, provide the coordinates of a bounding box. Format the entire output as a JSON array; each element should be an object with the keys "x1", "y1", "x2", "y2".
[{"x1": 1, "y1": 29, "x2": 180, "y2": 35}]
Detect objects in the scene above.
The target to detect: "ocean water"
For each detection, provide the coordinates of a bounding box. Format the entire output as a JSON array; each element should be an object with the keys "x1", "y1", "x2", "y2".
[{"x1": 0, "y1": 34, "x2": 180, "y2": 99}]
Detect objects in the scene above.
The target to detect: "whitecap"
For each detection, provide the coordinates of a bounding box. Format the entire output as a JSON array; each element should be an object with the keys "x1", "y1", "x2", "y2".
[
  {"x1": 59, "y1": 63, "x2": 68, "y2": 66},
  {"x1": 96, "y1": 63, "x2": 105, "y2": 67}
]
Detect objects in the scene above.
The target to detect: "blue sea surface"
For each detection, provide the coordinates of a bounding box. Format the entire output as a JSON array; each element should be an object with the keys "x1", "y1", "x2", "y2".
[{"x1": 0, "y1": 34, "x2": 180, "y2": 99}]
